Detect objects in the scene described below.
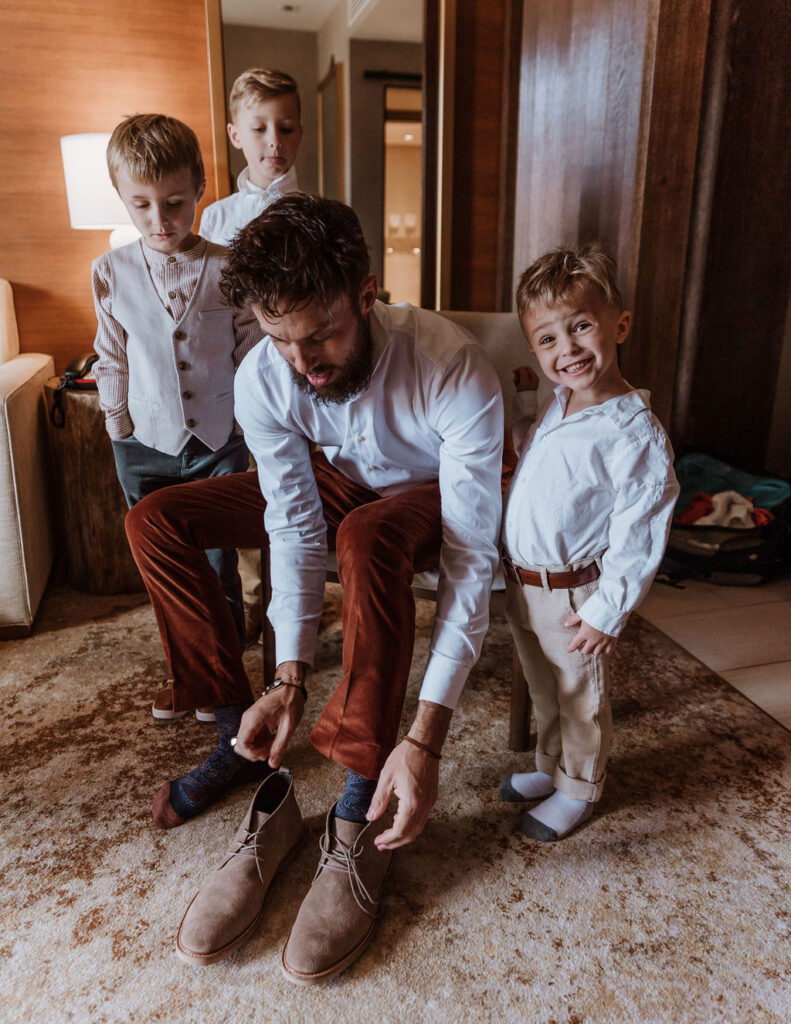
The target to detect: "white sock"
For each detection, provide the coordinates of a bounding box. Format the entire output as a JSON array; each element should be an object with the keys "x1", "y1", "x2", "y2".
[
  {"x1": 527, "y1": 790, "x2": 592, "y2": 838},
  {"x1": 508, "y1": 771, "x2": 555, "y2": 800}
]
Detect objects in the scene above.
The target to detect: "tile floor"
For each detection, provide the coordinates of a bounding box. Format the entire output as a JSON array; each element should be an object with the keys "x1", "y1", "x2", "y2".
[{"x1": 638, "y1": 574, "x2": 791, "y2": 731}]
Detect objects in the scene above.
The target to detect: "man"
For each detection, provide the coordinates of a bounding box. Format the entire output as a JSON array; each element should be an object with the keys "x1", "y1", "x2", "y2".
[{"x1": 125, "y1": 194, "x2": 504, "y2": 982}]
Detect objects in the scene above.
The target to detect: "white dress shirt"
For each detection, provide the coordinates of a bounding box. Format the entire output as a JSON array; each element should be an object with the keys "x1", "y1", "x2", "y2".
[
  {"x1": 198, "y1": 166, "x2": 300, "y2": 246},
  {"x1": 234, "y1": 301, "x2": 505, "y2": 709},
  {"x1": 502, "y1": 385, "x2": 679, "y2": 637}
]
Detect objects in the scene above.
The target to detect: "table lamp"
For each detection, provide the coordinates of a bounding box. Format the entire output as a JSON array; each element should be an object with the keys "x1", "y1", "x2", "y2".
[{"x1": 60, "y1": 133, "x2": 140, "y2": 249}]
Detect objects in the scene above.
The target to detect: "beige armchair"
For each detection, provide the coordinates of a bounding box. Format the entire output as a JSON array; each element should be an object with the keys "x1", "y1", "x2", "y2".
[
  {"x1": 261, "y1": 310, "x2": 549, "y2": 751},
  {"x1": 0, "y1": 279, "x2": 56, "y2": 635}
]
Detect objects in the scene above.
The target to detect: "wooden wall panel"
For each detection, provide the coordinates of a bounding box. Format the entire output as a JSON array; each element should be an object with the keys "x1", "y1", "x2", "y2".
[
  {"x1": 624, "y1": 0, "x2": 712, "y2": 431},
  {"x1": 511, "y1": 0, "x2": 654, "y2": 309},
  {"x1": 683, "y1": 0, "x2": 791, "y2": 470},
  {"x1": 0, "y1": 0, "x2": 217, "y2": 372},
  {"x1": 448, "y1": 0, "x2": 509, "y2": 310}
]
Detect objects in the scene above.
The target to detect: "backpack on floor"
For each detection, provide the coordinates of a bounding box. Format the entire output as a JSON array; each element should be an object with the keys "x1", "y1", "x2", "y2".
[{"x1": 660, "y1": 453, "x2": 791, "y2": 586}]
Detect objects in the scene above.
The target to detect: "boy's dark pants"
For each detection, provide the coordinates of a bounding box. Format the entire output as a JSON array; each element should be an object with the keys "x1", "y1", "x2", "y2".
[
  {"x1": 124, "y1": 452, "x2": 443, "y2": 780},
  {"x1": 112, "y1": 432, "x2": 249, "y2": 643}
]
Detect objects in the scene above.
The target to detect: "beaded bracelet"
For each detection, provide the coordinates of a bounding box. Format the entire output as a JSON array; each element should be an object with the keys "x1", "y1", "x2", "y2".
[
  {"x1": 262, "y1": 676, "x2": 308, "y2": 702},
  {"x1": 403, "y1": 734, "x2": 441, "y2": 760}
]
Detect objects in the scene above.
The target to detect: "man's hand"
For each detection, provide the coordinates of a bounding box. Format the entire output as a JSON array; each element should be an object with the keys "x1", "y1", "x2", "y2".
[
  {"x1": 366, "y1": 740, "x2": 439, "y2": 851},
  {"x1": 233, "y1": 661, "x2": 307, "y2": 769},
  {"x1": 366, "y1": 699, "x2": 452, "y2": 851},
  {"x1": 513, "y1": 365, "x2": 539, "y2": 391},
  {"x1": 564, "y1": 614, "x2": 617, "y2": 656}
]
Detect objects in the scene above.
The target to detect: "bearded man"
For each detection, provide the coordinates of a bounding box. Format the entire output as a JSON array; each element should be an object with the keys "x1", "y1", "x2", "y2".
[{"x1": 125, "y1": 193, "x2": 504, "y2": 983}]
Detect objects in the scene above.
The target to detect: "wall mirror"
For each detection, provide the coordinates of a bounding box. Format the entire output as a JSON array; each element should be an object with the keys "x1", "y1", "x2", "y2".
[{"x1": 207, "y1": 0, "x2": 425, "y2": 303}]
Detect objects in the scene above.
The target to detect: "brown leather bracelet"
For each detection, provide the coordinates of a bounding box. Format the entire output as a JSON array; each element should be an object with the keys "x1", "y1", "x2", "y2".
[
  {"x1": 262, "y1": 677, "x2": 308, "y2": 702},
  {"x1": 403, "y1": 734, "x2": 441, "y2": 760}
]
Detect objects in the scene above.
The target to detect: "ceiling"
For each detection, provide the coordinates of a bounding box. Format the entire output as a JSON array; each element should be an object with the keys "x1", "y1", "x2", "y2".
[{"x1": 221, "y1": 0, "x2": 423, "y2": 42}]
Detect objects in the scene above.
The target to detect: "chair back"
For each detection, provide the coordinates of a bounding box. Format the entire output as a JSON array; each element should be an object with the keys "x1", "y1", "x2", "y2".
[
  {"x1": 438, "y1": 310, "x2": 551, "y2": 427},
  {"x1": 0, "y1": 279, "x2": 21, "y2": 366}
]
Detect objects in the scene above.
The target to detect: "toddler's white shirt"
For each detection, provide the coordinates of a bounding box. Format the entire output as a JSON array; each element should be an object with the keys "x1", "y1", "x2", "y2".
[
  {"x1": 502, "y1": 385, "x2": 679, "y2": 637},
  {"x1": 198, "y1": 165, "x2": 299, "y2": 246}
]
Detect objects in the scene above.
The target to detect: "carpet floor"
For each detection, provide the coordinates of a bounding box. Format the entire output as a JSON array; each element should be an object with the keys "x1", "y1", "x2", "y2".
[{"x1": 2, "y1": 583, "x2": 791, "y2": 1024}]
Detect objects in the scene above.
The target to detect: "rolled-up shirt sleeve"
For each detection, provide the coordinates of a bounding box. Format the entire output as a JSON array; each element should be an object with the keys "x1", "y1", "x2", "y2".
[
  {"x1": 419, "y1": 345, "x2": 505, "y2": 709},
  {"x1": 234, "y1": 351, "x2": 327, "y2": 667},
  {"x1": 578, "y1": 429, "x2": 680, "y2": 637}
]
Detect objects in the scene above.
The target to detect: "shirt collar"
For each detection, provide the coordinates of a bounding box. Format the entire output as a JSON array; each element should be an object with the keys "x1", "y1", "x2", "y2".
[
  {"x1": 552, "y1": 384, "x2": 651, "y2": 427},
  {"x1": 141, "y1": 237, "x2": 206, "y2": 266},
  {"x1": 237, "y1": 164, "x2": 299, "y2": 197}
]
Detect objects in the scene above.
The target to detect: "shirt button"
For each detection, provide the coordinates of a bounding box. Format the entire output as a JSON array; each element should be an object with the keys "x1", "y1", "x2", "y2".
[
  {"x1": 174, "y1": 330, "x2": 186, "y2": 340},
  {"x1": 168, "y1": 256, "x2": 177, "y2": 264},
  {"x1": 183, "y1": 391, "x2": 193, "y2": 400},
  {"x1": 186, "y1": 418, "x2": 196, "y2": 427},
  {"x1": 168, "y1": 290, "x2": 177, "y2": 299},
  {"x1": 358, "y1": 435, "x2": 365, "y2": 442},
  {"x1": 367, "y1": 465, "x2": 376, "y2": 472},
  {"x1": 178, "y1": 361, "x2": 189, "y2": 370}
]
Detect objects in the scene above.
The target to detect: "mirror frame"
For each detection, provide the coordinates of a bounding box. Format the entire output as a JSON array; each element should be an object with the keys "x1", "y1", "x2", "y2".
[{"x1": 317, "y1": 58, "x2": 346, "y2": 201}]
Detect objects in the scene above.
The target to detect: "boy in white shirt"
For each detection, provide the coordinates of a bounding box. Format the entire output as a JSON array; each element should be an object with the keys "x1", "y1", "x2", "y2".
[
  {"x1": 199, "y1": 68, "x2": 303, "y2": 246},
  {"x1": 499, "y1": 243, "x2": 679, "y2": 841},
  {"x1": 199, "y1": 68, "x2": 303, "y2": 642},
  {"x1": 92, "y1": 114, "x2": 261, "y2": 721}
]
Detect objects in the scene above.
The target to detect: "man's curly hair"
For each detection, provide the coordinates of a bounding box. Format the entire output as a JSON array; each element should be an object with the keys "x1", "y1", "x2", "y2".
[{"x1": 221, "y1": 194, "x2": 371, "y2": 316}]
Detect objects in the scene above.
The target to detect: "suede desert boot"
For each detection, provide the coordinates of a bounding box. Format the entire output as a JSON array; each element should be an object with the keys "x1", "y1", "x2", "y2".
[
  {"x1": 176, "y1": 769, "x2": 304, "y2": 966},
  {"x1": 281, "y1": 803, "x2": 394, "y2": 985}
]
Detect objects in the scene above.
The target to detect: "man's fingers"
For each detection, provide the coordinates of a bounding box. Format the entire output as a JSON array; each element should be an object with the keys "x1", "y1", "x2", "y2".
[
  {"x1": 375, "y1": 802, "x2": 424, "y2": 850},
  {"x1": 267, "y1": 710, "x2": 295, "y2": 769},
  {"x1": 366, "y1": 773, "x2": 394, "y2": 822}
]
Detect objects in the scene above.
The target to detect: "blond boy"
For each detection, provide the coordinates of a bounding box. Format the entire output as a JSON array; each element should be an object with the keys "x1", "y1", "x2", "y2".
[
  {"x1": 92, "y1": 114, "x2": 261, "y2": 722},
  {"x1": 499, "y1": 243, "x2": 679, "y2": 841},
  {"x1": 199, "y1": 68, "x2": 303, "y2": 246}
]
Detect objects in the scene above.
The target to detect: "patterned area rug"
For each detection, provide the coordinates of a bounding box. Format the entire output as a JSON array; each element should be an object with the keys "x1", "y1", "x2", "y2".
[{"x1": 2, "y1": 583, "x2": 791, "y2": 1024}]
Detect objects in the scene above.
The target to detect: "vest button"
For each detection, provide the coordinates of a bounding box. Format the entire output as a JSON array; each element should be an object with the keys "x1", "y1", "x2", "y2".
[
  {"x1": 178, "y1": 361, "x2": 189, "y2": 370},
  {"x1": 174, "y1": 330, "x2": 186, "y2": 340},
  {"x1": 168, "y1": 256, "x2": 177, "y2": 263},
  {"x1": 186, "y1": 418, "x2": 197, "y2": 428},
  {"x1": 168, "y1": 290, "x2": 177, "y2": 299},
  {"x1": 183, "y1": 391, "x2": 193, "y2": 400}
]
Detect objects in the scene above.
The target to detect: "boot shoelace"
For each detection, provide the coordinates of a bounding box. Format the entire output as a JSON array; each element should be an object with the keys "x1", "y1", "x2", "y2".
[
  {"x1": 229, "y1": 819, "x2": 271, "y2": 884},
  {"x1": 315, "y1": 830, "x2": 379, "y2": 917}
]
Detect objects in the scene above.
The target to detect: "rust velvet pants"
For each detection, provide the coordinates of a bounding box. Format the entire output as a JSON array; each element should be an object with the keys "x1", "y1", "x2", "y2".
[{"x1": 125, "y1": 453, "x2": 442, "y2": 779}]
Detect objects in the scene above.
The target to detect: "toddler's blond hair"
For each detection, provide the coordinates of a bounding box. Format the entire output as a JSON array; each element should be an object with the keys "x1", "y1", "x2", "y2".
[{"x1": 516, "y1": 242, "x2": 623, "y2": 316}]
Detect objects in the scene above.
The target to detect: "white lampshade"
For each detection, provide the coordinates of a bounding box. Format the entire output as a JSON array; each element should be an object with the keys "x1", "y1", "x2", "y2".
[{"x1": 60, "y1": 133, "x2": 134, "y2": 230}]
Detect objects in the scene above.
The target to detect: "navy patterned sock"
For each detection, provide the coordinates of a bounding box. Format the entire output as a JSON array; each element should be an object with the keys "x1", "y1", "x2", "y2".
[
  {"x1": 335, "y1": 769, "x2": 378, "y2": 823},
  {"x1": 168, "y1": 702, "x2": 273, "y2": 820}
]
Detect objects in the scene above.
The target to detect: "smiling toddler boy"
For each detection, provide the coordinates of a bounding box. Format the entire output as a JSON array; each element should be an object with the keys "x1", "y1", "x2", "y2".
[
  {"x1": 499, "y1": 243, "x2": 679, "y2": 841},
  {"x1": 92, "y1": 114, "x2": 262, "y2": 723}
]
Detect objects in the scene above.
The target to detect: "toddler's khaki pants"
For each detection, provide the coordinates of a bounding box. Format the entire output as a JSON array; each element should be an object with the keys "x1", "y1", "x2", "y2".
[{"x1": 505, "y1": 560, "x2": 611, "y2": 801}]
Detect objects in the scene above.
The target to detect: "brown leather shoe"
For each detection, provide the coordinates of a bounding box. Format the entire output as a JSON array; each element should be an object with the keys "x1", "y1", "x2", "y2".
[
  {"x1": 281, "y1": 804, "x2": 393, "y2": 985},
  {"x1": 176, "y1": 770, "x2": 305, "y2": 966}
]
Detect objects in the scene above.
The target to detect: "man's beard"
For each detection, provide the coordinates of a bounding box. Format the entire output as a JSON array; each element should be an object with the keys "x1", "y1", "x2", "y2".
[{"x1": 288, "y1": 316, "x2": 373, "y2": 405}]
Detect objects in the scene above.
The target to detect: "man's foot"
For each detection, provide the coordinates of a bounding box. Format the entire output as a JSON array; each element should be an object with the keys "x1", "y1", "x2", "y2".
[
  {"x1": 152, "y1": 684, "x2": 216, "y2": 724},
  {"x1": 519, "y1": 791, "x2": 593, "y2": 842},
  {"x1": 281, "y1": 804, "x2": 393, "y2": 985},
  {"x1": 498, "y1": 770, "x2": 555, "y2": 802},
  {"x1": 152, "y1": 702, "x2": 272, "y2": 828},
  {"x1": 176, "y1": 770, "x2": 305, "y2": 965}
]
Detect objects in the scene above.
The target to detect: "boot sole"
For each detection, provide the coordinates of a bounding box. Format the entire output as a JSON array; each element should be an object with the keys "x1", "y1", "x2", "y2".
[{"x1": 175, "y1": 828, "x2": 307, "y2": 967}]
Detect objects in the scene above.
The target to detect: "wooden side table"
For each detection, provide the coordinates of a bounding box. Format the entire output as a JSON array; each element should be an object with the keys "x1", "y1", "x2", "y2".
[{"x1": 45, "y1": 379, "x2": 142, "y2": 594}]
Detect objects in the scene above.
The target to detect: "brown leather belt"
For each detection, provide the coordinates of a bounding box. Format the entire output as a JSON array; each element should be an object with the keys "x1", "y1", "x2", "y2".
[{"x1": 502, "y1": 553, "x2": 600, "y2": 590}]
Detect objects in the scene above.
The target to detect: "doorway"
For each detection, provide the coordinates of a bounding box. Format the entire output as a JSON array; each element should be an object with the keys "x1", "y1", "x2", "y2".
[{"x1": 382, "y1": 85, "x2": 423, "y2": 305}]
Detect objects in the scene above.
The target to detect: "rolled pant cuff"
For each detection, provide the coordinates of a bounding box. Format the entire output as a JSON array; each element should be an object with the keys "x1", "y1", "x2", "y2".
[
  {"x1": 535, "y1": 750, "x2": 560, "y2": 776},
  {"x1": 310, "y1": 721, "x2": 385, "y2": 781},
  {"x1": 554, "y1": 766, "x2": 605, "y2": 803}
]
